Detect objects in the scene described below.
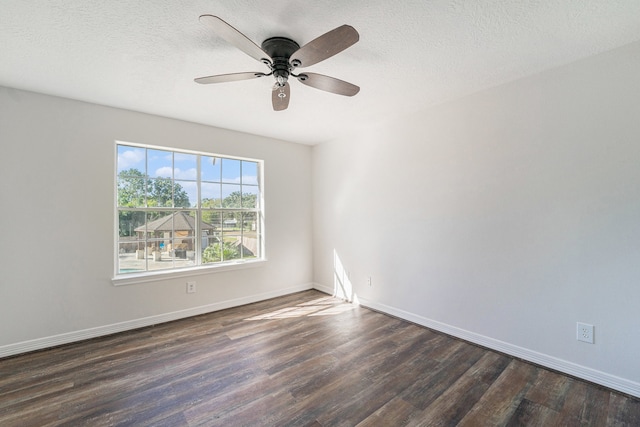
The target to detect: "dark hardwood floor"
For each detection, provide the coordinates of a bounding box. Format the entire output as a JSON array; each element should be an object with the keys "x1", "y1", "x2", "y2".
[{"x1": 1, "y1": 290, "x2": 639, "y2": 426}]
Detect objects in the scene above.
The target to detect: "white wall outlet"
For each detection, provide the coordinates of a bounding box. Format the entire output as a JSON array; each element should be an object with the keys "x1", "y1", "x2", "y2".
[
  {"x1": 367, "y1": 276, "x2": 372, "y2": 286},
  {"x1": 186, "y1": 281, "x2": 196, "y2": 294},
  {"x1": 577, "y1": 322, "x2": 594, "y2": 344}
]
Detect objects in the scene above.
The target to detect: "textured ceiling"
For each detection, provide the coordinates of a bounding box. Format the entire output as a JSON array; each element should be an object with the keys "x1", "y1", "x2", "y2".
[{"x1": 2, "y1": 1, "x2": 640, "y2": 145}]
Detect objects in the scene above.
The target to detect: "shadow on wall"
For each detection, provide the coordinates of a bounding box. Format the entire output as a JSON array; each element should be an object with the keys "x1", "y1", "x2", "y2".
[{"x1": 334, "y1": 249, "x2": 359, "y2": 304}]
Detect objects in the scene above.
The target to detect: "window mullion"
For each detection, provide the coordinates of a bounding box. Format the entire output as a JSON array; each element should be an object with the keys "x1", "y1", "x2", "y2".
[{"x1": 196, "y1": 154, "x2": 202, "y2": 266}]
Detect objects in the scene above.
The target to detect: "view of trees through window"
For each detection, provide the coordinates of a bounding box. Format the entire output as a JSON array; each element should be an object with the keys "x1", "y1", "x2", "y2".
[{"x1": 116, "y1": 143, "x2": 262, "y2": 275}]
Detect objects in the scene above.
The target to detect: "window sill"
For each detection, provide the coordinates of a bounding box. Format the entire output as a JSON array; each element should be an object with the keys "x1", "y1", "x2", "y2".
[{"x1": 111, "y1": 259, "x2": 267, "y2": 286}]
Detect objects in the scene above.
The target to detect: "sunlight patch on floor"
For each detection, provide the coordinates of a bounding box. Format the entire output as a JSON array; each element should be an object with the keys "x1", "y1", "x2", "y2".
[
  {"x1": 308, "y1": 304, "x2": 356, "y2": 316},
  {"x1": 244, "y1": 297, "x2": 354, "y2": 321}
]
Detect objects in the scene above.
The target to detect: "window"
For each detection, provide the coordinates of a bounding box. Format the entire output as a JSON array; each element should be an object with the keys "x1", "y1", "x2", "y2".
[{"x1": 116, "y1": 143, "x2": 263, "y2": 276}]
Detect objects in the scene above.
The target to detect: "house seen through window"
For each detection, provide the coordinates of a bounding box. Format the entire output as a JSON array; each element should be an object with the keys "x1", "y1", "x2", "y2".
[{"x1": 116, "y1": 143, "x2": 263, "y2": 275}]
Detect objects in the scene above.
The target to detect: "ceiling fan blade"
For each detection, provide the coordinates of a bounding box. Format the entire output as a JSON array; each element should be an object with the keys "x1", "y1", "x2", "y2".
[
  {"x1": 200, "y1": 15, "x2": 271, "y2": 64},
  {"x1": 296, "y1": 73, "x2": 360, "y2": 96},
  {"x1": 272, "y1": 83, "x2": 290, "y2": 111},
  {"x1": 290, "y1": 25, "x2": 359, "y2": 68},
  {"x1": 194, "y1": 72, "x2": 267, "y2": 84}
]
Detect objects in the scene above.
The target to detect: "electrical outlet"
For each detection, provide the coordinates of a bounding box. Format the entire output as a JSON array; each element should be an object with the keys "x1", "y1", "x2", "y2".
[
  {"x1": 186, "y1": 281, "x2": 196, "y2": 294},
  {"x1": 367, "y1": 276, "x2": 372, "y2": 286},
  {"x1": 577, "y1": 322, "x2": 594, "y2": 344}
]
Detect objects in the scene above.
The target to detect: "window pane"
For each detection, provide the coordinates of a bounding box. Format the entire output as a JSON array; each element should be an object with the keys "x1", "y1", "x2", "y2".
[
  {"x1": 175, "y1": 180, "x2": 195, "y2": 208},
  {"x1": 172, "y1": 238, "x2": 196, "y2": 267},
  {"x1": 222, "y1": 213, "x2": 239, "y2": 231},
  {"x1": 174, "y1": 153, "x2": 197, "y2": 180},
  {"x1": 242, "y1": 211, "x2": 257, "y2": 232},
  {"x1": 240, "y1": 212, "x2": 258, "y2": 259},
  {"x1": 221, "y1": 158, "x2": 241, "y2": 183},
  {"x1": 202, "y1": 242, "x2": 221, "y2": 264},
  {"x1": 147, "y1": 178, "x2": 174, "y2": 207},
  {"x1": 201, "y1": 182, "x2": 221, "y2": 208},
  {"x1": 148, "y1": 243, "x2": 173, "y2": 270},
  {"x1": 201, "y1": 156, "x2": 221, "y2": 182},
  {"x1": 200, "y1": 217, "x2": 218, "y2": 254},
  {"x1": 222, "y1": 213, "x2": 242, "y2": 262},
  {"x1": 200, "y1": 212, "x2": 218, "y2": 245},
  {"x1": 241, "y1": 186, "x2": 259, "y2": 208},
  {"x1": 117, "y1": 145, "x2": 145, "y2": 175},
  {"x1": 222, "y1": 184, "x2": 242, "y2": 208},
  {"x1": 242, "y1": 161, "x2": 258, "y2": 185},
  {"x1": 174, "y1": 220, "x2": 195, "y2": 239},
  {"x1": 118, "y1": 210, "x2": 146, "y2": 237},
  {"x1": 148, "y1": 149, "x2": 172, "y2": 178},
  {"x1": 118, "y1": 241, "x2": 146, "y2": 274},
  {"x1": 202, "y1": 210, "x2": 221, "y2": 231},
  {"x1": 202, "y1": 214, "x2": 222, "y2": 265},
  {"x1": 117, "y1": 176, "x2": 146, "y2": 208},
  {"x1": 145, "y1": 211, "x2": 173, "y2": 238},
  {"x1": 144, "y1": 211, "x2": 193, "y2": 268}
]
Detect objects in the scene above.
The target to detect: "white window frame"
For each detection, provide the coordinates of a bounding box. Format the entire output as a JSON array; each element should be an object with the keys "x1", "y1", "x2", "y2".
[{"x1": 112, "y1": 141, "x2": 265, "y2": 285}]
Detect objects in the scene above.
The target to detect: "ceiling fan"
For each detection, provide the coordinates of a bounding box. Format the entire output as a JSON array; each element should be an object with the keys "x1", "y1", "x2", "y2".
[{"x1": 195, "y1": 15, "x2": 360, "y2": 111}]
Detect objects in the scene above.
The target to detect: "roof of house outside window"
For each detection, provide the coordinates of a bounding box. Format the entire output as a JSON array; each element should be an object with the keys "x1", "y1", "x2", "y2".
[{"x1": 135, "y1": 211, "x2": 216, "y2": 233}]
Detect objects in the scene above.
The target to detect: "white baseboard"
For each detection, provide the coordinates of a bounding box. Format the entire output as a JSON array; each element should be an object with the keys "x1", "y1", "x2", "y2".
[
  {"x1": 311, "y1": 282, "x2": 335, "y2": 296},
  {"x1": 354, "y1": 296, "x2": 640, "y2": 398},
  {"x1": 0, "y1": 283, "x2": 314, "y2": 359},
  {"x1": 5, "y1": 283, "x2": 637, "y2": 398}
]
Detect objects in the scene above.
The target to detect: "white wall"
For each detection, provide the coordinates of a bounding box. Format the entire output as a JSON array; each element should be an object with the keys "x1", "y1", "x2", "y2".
[
  {"x1": 0, "y1": 88, "x2": 313, "y2": 352},
  {"x1": 2, "y1": 40, "x2": 640, "y2": 398},
  {"x1": 312, "y1": 41, "x2": 640, "y2": 396}
]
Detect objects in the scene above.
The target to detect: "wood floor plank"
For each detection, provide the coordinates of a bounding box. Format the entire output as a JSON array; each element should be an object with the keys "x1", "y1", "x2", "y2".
[
  {"x1": 456, "y1": 359, "x2": 540, "y2": 426},
  {"x1": 356, "y1": 396, "x2": 418, "y2": 427},
  {"x1": 505, "y1": 398, "x2": 561, "y2": 427},
  {"x1": 524, "y1": 366, "x2": 570, "y2": 411},
  {"x1": 606, "y1": 392, "x2": 640, "y2": 426},
  {"x1": 1, "y1": 290, "x2": 639, "y2": 426},
  {"x1": 399, "y1": 340, "x2": 486, "y2": 411},
  {"x1": 406, "y1": 350, "x2": 511, "y2": 426},
  {"x1": 277, "y1": 360, "x2": 377, "y2": 426},
  {"x1": 551, "y1": 375, "x2": 612, "y2": 426}
]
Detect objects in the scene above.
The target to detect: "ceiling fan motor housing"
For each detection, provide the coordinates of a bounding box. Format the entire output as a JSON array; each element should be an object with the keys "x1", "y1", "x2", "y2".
[{"x1": 261, "y1": 37, "x2": 300, "y2": 84}]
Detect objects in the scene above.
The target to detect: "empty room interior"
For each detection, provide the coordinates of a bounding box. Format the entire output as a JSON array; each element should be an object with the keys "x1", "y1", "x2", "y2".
[{"x1": 1, "y1": 1, "x2": 640, "y2": 425}]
